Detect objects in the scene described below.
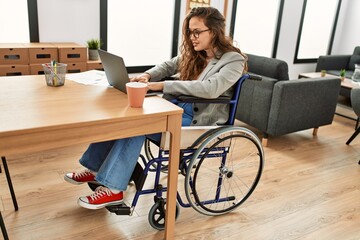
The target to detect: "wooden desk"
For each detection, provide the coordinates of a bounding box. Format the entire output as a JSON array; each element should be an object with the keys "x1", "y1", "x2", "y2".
[{"x1": 0, "y1": 75, "x2": 183, "y2": 239}]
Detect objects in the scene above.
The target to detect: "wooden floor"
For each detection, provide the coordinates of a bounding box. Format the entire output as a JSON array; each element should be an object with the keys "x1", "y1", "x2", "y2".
[{"x1": 1, "y1": 107, "x2": 359, "y2": 240}]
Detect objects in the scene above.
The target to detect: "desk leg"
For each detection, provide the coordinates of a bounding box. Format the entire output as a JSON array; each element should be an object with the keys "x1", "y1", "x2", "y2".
[
  {"x1": 164, "y1": 114, "x2": 182, "y2": 240},
  {"x1": 1, "y1": 157, "x2": 18, "y2": 211},
  {"x1": 0, "y1": 211, "x2": 9, "y2": 240}
]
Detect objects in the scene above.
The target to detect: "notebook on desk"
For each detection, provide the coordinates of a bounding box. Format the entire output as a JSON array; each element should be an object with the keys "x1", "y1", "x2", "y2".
[{"x1": 98, "y1": 49, "x2": 160, "y2": 96}]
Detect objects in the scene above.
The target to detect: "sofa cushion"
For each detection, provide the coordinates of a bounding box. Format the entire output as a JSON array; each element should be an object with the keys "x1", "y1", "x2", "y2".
[
  {"x1": 328, "y1": 70, "x2": 354, "y2": 79},
  {"x1": 316, "y1": 55, "x2": 350, "y2": 72},
  {"x1": 247, "y1": 54, "x2": 289, "y2": 81}
]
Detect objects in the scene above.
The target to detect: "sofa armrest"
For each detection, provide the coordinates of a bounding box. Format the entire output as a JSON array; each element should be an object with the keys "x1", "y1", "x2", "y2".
[
  {"x1": 315, "y1": 55, "x2": 351, "y2": 72},
  {"x1": 247, "y1": 54, "x2": 289, "y2": 80},
  {"x1": 236, "y1": 78, "x2": 277, "y2": 132},
  {"x1": 267, "y1": 77, "x2": 341, "y2": 136}
]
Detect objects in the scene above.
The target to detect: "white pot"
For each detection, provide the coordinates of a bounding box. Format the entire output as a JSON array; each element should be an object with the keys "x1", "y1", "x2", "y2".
[{"x1": 88, "y1": 49, "x2": 99, "y2": 60}]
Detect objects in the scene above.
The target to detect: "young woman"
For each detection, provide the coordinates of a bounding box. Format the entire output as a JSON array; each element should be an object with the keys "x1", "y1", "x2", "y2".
[{"x1": 65, "y1": 7, "x2": 247, "y2": 210}]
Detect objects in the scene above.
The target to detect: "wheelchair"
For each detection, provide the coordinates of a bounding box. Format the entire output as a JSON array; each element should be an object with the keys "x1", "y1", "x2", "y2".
[{"x1": 88, "y1": 73, "x2": 264, "y2": 230}]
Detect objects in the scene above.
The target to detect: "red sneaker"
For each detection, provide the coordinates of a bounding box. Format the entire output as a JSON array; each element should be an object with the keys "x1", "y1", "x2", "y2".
[
  {"x1": 78, "y1": 186, "x2": 123, "y2": 209},
  {"x1": 64, "y1": 169, "x2": 96, "y2": 185}
]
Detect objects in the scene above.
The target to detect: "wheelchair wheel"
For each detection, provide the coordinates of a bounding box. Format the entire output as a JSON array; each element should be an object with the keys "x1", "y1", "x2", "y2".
[
  {"x1": 184, "y1": 126, "x2": 264, "y2": 216},
  {"x1": 144, "y1": 138, "x2": 158, "y2": 162},
  {"x1": 144, "y1": 138, "x2": 168, "y2": 171},
  {"x1": 148, "y1": 200, "x2": 180, "y2": 231}
]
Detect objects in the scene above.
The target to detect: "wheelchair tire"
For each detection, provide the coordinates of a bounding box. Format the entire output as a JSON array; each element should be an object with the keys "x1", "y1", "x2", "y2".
[
  {"x1": 184, "y1": 126, "x2": 264, "y2": 216},
  {"x1": 144, "y1": 138, "x2": 157, "y2": 162},
  {"x1": 144, "y1": 138, "x2": 168, "y2": 172},
  {"x1": 148, "y1": 200, "x2": 180, "y2": 231}
]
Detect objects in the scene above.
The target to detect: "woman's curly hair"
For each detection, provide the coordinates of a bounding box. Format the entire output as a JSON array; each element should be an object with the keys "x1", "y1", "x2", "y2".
[{"x1": 179, "y1": 7, "x2": 247, "y2": 80}]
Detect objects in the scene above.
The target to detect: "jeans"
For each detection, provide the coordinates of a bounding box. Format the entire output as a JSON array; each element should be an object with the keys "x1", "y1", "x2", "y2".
[{"x1": 79, "y1": 103, "x2": 193, "y2": 191}]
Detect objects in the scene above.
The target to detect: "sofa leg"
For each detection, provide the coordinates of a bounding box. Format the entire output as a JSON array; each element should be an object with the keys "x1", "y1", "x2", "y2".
[
  {"x1": 262, "y1": 133, "x2": 268, "y2": 147},
  {"x1": 313, "y1": 127, "x2": 318, "y2": 136},
  {"x1": 262, "y1": 137, "x2": 268, "y2": 147}
]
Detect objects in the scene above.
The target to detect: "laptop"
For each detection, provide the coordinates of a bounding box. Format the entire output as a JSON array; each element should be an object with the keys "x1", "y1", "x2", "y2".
[{"x1": 98, "y1": 49, "x2": 159, "y2": 96}]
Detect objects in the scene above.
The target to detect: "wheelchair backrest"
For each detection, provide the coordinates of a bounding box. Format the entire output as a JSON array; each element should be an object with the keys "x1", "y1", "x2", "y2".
[{"x1": 225, "y1": 73, "x2": 251, "y2": 125}]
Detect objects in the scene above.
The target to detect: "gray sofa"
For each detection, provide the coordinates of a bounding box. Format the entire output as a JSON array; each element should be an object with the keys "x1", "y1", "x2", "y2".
[
  {"x1": 316, "y1": 46, "x2": 360, "y2": 79},
  {"x1": 236, "y1": 54, "x2": 341, "y2": 146}
]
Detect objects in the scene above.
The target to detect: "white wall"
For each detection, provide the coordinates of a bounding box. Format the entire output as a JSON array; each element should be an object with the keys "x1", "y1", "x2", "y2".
[
  {"x1": 332, "y1": 0, "x2": 360, "y2": 54},
  {"x1": 35, "y1": 0, "x2": 359, "y2": 77}
]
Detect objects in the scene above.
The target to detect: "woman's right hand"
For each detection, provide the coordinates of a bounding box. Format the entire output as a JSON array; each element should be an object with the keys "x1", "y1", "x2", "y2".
[{"x1": 130, "y1": 73, "x2": 151, "y2": 83}]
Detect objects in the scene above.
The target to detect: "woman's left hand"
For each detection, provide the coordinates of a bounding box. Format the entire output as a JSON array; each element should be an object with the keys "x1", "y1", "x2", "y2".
[{"x1": 147, "y1": 82, "x2": 164, "y2": 91}]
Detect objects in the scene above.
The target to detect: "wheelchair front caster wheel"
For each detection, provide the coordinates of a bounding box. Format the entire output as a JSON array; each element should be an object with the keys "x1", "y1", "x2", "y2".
[{"x1": 148, "y1": 200, "x2": 180, "y2": 230}]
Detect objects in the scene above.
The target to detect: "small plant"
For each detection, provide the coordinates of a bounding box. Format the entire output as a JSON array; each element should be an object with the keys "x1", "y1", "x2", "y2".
[
  {"x1": 86, "y1": 38, "x2": 102, "y2": 50},
  {"x1": 340, "y1": 69, "x2": 346, "y2": 77},
  {"x1": 86, "y1": 39, "x2": 103, "y2": 60},
  {"x1": 321, "y1": 70, "x2": 326, "y2": 77}
]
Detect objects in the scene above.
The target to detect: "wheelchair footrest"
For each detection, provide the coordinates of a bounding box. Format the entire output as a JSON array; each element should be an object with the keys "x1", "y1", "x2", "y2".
[{"x1": 106, "y1": 203, "x2": 131, "y2": 215}]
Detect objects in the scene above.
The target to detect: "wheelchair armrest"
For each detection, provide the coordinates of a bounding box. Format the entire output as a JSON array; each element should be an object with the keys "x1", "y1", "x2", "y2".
[
  {"x1": 175, "y1": 95, "x2": 231, "y2": 104},
  {"x1": 248, "y1": 73, "x2": 262, "y2": 81},
  {"x1": 159, "y1": 126, "x2": 219, "y2": 149}
]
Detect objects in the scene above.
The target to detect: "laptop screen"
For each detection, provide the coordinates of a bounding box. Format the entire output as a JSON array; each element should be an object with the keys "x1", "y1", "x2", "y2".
[{"x1": 98, "y1": 49, "x2": 129, "y2": 93}]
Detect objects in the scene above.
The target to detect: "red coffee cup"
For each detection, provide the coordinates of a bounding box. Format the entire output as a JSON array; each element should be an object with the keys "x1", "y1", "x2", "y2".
[{"x1": 126, "y1": 82, "x2": 148, "y2": 108}]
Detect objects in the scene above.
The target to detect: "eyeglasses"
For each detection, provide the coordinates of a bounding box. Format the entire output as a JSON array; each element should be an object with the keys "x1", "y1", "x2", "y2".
[{"x1": 186, "y1": 29, "x2": 210, "y2": 39}]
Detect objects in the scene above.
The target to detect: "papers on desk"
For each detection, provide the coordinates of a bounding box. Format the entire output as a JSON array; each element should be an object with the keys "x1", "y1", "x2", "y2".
[{"x1": 66, "y1": 70, "x2": 110, "y2": 86}]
